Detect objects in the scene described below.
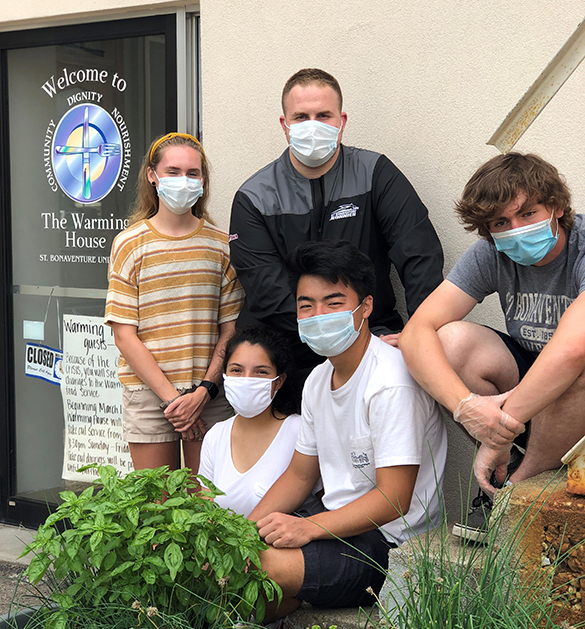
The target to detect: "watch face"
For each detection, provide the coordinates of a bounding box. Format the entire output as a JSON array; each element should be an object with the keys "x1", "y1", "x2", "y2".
[{"x1": 200, "y1": 380, "x2": 218, "y2": 399}]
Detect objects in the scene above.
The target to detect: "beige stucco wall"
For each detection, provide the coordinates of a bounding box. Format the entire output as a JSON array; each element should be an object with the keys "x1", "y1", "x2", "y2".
[
  {"x1": 2, "y1": 0, "x2": 584, "y2": 516},
  {"x1": 197, "y1": 0, "x2": 585, "y2": 515}
]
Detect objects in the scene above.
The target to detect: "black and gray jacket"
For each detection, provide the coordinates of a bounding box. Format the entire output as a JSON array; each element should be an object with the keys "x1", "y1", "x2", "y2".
[{"x1": 229, "y1": 145, "x2": 444, "y2": 370}]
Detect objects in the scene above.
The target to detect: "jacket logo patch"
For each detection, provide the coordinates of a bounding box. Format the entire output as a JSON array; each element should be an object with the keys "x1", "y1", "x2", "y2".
[
  {"x1": 228, "y1": 233, "x2": 239, "y2": 242},
  {"x1": 330, "y1": 203, "x2": 358, "y2": 221}
]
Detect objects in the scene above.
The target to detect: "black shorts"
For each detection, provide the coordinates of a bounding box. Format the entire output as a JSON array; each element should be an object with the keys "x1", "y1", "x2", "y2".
[
  {"x1": 297, "y1": 528, "x2": 393, "y2": 608},
  {"x1": 489, "y1": 327, "x2": 538, "y2": 449},
  {"x1": 489, "y1": 327, "x2": 538, "y2": 381}
]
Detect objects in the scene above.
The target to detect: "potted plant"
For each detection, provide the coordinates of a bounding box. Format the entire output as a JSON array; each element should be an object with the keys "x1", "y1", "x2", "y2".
[{"x1": 8, "y1": 464, "x2": 280, "y2": 628}]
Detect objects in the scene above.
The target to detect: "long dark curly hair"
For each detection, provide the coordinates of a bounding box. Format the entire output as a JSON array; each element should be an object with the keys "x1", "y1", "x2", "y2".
[{"x1": 223, "y1": 326, "x2": 302, "y2": 417}]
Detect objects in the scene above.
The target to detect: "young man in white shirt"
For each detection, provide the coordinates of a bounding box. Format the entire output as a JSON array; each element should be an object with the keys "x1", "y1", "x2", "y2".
[{"x1": 248, "y1": 240, "x2": 447, "y2": 620}]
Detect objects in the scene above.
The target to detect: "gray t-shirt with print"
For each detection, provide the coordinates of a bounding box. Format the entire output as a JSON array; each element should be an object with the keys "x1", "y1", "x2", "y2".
[{"x1": 447, "y1": 214, "x2": 585, "y2": 354}]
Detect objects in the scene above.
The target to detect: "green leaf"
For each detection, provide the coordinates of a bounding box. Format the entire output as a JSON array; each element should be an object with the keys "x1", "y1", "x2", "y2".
[
  {"x1": 196, "y1": 474, "x2": 225, "y2": 496},
  {"x1": 65, "y1": 582, "x2": 83, "y2": 601},
  {"x1": 80, "y1": 485, "x2": 95, "y2": 499},
  {"x1": 58, "y1": 490, "x2": 78, "y2": 503},
  {"x1": 47, "y1": 539, "x2": 62, "y2": 557},
  {"x1": 131, "y1": 526, "x2": 156, "y2": 546},
  {"x1": 76, "y1": 462, "x2": 99, "y2": 473},
  {"x1": 195, "y1": 531, "x2": 208, "y2": 559},
  {"x1": 98, "y1": 464, "x2": 118, "y2": 491},
  {"x1": 47, "y1": 611, "x2": 68, "y2": 629},
  {"x1": 93, "y1": 583, "x2": 109, "y2": 605},
  {"x1": 103, "y1": 551, "x2": 117, "y2": 571},
  {"x1": 126, "y1": 505, "x2": 140, "y2": 527},
  {"x1": 44, "y1": 512, "x2": 63, "y2": 527},
  {"x1": 110, "y1": 560, "x2": 135, "y2": 576},
  {"x1": 255, "y1": 594, "x2": 266, "y2": 623},
  {"x1": 26, "y1": 554, "x2": 50, "y2": 583},
  {"x1": 167, "y1": 468, "x2": 189, "y2": 494},
  {"x1": 243, "y1": 580, "x2": 259, "y2": 607},
  {"x1": 206, "y1": 603, "x2": 221, "y2": 624},
  {"x1": 91, "y1": 543, "x2": 106, "y2": 570},
  {"x1": 187, "y1": 513, "x2": 211, "y2": 526},
  {"x1": 51, "y1": 592, "x2": 74, "y2": 609},
  {"x1": 164, "y1": 542, "x2": 183, "y2": 581},
  {"x1": 65, "y1": 534, "x2": 81, "y2": 560},
  {"x1": 222, "y1": 552, "x2": 234, "y2": 575},
  {"x1": 90, "y1": 529, "x2": 103, "y2": 552},
  {"x1": 161, "y1": 496, "x2": 186, "y2": 508},
  {"x1": 142, "y1": 568, "x2": 157, "y2": 584},
  {"x1": 145, "y1": 555, "x2": 166, "y2": 569},
  {"x1": 172, "y1": 508, "x2": 191, "y2": 525}
]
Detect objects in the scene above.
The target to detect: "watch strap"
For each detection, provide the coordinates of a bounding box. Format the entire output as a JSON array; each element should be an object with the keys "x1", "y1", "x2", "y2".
[{"x1": 199, "y1": 380, "x2": 219, "y2": 400}]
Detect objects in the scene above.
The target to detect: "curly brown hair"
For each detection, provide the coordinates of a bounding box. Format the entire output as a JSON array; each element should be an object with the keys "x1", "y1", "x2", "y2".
[
  {"x1": 455, "y1": 153, "x2": 573, "y2": 242},
  {"x1": 281, "y1": 68, "x2": 343, "y2": 113},
  {"x1": 128, "y1": 132, "x2": 212, "y2": 226}
]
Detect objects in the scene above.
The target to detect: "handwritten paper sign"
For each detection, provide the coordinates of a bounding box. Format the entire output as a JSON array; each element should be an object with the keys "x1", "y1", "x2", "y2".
[{"x1": 61, "y1": 314, "x2": 133, "y2": 481}]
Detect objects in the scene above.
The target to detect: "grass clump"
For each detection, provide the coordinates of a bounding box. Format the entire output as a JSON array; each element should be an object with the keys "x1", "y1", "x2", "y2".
[{"x1": 370, "y1": 476, "x2": 584, "y2": 629}]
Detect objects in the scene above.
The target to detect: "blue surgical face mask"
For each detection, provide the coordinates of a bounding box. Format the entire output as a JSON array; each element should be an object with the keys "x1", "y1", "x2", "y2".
[
  {"x1": 297, "y1": 302, "x2": 364, "y2": 357},
  {"x1": 155, "y1": 173, "x2": 203, "y2": 215},
  {"x1": 286, "y1": 120, "x2": 341, "y2": 168},
  {"x1": 491, "y1": 212, "x2": 559, "y2": 266}
]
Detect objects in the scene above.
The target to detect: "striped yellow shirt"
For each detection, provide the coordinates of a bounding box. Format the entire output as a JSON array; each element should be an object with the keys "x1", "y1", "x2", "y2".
[{"x1": 105, "y1": 219, "x2": 244, "y2": 390}]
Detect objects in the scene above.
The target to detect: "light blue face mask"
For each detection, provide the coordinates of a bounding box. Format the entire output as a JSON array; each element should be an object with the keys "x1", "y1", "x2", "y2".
[
  {"x1": 491, "y1": 212, "x2": 559, "y2": 266},
  {"x1": 155, "y1": 173, "x2": 203, "y2": 215},
  {"x1": 297, "y1": 303, "x2": 364, "y2": 357}
]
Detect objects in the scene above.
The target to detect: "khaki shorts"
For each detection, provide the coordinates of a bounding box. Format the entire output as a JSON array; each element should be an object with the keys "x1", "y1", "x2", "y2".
[{"x1": 122, "y1": 385, "x2": 233, "y2": 443}]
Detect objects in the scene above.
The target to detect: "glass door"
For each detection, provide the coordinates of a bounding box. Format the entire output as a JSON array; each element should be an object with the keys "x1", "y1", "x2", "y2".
[{"x1": 0, "y1": 15, "x2": 177, "y2": 527}]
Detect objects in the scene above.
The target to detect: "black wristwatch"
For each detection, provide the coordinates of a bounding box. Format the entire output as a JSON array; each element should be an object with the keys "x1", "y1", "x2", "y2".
[{"x1": 198, "y1": 380, "x2": 219, "y2": 400}]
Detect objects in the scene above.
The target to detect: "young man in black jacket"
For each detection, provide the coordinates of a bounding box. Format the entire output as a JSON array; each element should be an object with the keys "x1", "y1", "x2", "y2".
[{"x1": 229, "y1": 68, "x2": 443, "y2": 373}]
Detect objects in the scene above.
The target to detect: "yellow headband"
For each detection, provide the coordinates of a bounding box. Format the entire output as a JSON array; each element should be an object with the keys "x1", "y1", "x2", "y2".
[{"x1": 149, "y1": 132, "x2": 204, "y2": 163}]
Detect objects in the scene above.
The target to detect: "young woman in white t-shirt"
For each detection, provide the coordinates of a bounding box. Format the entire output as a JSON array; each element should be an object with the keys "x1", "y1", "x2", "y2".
[{"x1": 198, "y1": 327, "x2": 304, "y2": 518}]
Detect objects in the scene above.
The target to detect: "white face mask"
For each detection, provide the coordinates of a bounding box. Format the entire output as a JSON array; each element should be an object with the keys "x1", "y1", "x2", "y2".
[
  {"x1": 223, "y1": 374, "x2": 279, "y2": 418},
  {"x1": 286, "y1": 120, "x2": 342, "y2": 168},
  {"x1": 154, "y1": 173, "x2": 204, "y2": 215}
]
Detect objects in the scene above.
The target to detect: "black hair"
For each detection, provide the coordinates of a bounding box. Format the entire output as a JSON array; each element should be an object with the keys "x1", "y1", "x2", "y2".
[
  {"x1": 283, "y1": 240, "x2": 376, "y2": 303},
  {"x1": 222, "y1": 326, "x2": 301, "y2": 417}
]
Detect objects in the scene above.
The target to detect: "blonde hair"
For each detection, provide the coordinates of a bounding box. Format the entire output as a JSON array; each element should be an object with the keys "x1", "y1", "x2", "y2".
[{"x1": 128, "y1": 133, "x2": 212, "y2": 226}]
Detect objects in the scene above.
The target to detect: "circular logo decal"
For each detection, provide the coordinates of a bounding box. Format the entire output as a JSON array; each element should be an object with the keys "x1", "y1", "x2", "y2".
[{"x1": 52, "y1": 104, "x2": 122, "y2": 204}]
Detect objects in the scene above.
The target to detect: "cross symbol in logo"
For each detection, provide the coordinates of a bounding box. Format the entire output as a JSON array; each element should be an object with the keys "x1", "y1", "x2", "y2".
[{"x1": 54, "y1": 106, "x2": 121, "y2": 200}]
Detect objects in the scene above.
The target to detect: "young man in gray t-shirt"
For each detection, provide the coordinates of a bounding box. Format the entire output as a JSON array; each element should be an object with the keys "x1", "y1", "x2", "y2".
[{"x1": 399, "y1": 152, "x2": 585, "y2": 537}]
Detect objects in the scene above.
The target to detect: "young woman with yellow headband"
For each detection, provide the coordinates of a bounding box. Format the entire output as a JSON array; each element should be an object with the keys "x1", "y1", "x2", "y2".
[{"x1": 105, "y1": 133, "x2": 244, "y2": 473}]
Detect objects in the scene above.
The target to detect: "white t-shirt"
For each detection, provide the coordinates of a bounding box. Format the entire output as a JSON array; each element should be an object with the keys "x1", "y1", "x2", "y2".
[
  {"x1": 296, "y1": 335, "x2": 447, "y2": 544},
  {"x1": 198, "y1": 414, "x2": 302, "y2": 518}
]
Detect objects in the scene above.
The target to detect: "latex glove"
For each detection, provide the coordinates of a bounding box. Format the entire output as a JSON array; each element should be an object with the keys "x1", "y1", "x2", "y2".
[
  {"x1": 474, "y1": 443, "x2": 511, "y2": 495},
  {"x1": 454, "y1": 391, "x2": 525, "y2": 447}
]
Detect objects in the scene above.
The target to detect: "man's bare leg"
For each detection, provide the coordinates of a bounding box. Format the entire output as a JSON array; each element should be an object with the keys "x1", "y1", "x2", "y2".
[
  {"x1": 440, "y1": 323, "x2": 585, "y2": 484},
  {"x1": 511, "y1": 368, "x2": 585, "y2": 483},
  {"x1": 260, "y1": 546, "x2": 304, "y2": 621},
  {"x1": 438, "y1": 321, "x2": 520, "y2": 397}
]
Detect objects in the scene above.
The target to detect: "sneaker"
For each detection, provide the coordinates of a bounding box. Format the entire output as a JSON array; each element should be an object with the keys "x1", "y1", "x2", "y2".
[
  {"x1": 452, "y1": 444, "x2": 524, "y2": 543},
  {"x1": 452, "y1": 490, "x2": 493, "y2": 543}
]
